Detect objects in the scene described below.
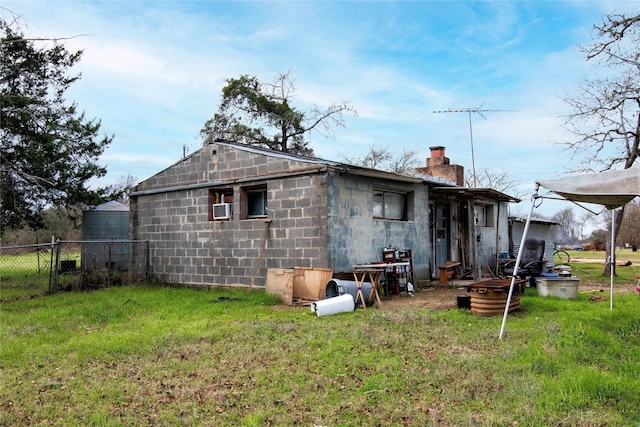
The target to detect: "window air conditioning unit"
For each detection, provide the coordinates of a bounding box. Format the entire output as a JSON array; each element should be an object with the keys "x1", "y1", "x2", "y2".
[{"x1": 212, "y1": 203, "x2": 232, "y2": 220}]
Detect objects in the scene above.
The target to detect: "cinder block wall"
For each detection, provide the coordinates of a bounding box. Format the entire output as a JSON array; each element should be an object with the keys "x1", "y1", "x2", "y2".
[
  {"x1": 130, "y1": 143, "x2": 330, "y2": 287},
  {"x1": 326, "y1": 172, "x2": 431, "y2": 279}
]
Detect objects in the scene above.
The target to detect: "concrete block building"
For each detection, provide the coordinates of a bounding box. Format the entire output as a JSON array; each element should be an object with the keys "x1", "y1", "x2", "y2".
[{"x1": 129, "y1": 141, "x2": 518, "y2": 287}]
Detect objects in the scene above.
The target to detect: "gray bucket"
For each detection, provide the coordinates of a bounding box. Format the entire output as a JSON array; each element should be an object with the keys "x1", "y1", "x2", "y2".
[{"x1": 325, "y1": 279, "x2": 373, "y2": 302}]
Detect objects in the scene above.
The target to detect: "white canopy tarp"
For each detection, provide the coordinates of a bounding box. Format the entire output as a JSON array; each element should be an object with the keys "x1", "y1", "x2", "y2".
[
  {"x1": 536, "y1": 166, "x2": 640, "y2": 209},
  {"x1": 499, "y1": 166, "x2": 640, "y2": 339}
]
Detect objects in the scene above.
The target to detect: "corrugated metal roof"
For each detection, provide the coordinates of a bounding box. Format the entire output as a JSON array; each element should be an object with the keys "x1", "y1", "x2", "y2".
[
  {"x1": 134, "y1": 140, "x2": 521, "y2": 198},
  {"x1": 510, "y1": 215, "x2": 558, "y2": 225},
  {"x1": 215, "y1": 140, "x2": 339, "y2": 166},
  {"x1": 87, "y1": 201, "x2": 129, "y2": 211},
  {"x1": 430, "y1": 186, "x2": 520, "y2": 203},
  {"x1": 215, "y1": 140, "x2": 423, "y2": 183}
]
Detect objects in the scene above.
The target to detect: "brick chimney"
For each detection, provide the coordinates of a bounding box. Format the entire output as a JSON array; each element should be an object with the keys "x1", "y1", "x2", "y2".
[{"x1": 415, "y1": 146, "x2": 464, "y2": 185}]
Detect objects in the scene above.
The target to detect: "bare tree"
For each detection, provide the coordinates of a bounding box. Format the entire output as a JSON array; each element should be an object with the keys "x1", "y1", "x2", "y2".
[
  {"x1": 348, "y1": 145, "x2": 392, "y2": 169},
  {"x1": 388, "y1": 148, "x2": 421, "y2": 176},
  {"x1": 464, "y1": 167, "x2": 523, "y2": 198},
  {"x1": 616, "y1": 199, "x2": 640, "y2": 247},
  {"x1": 578, "y1": 211, "x2": 597, "y2": 242},
  {"x1": 562, "y1": 10, "x2": 640, "y2": 274},
  {"x1": 550, "y1": 207, "x2": 579, "y2": 245},
  {"x1": 112, "y1": 174, "x2": 138, "y2": 206},
  {"x1": 342, "y1": 145, "x2": 420, "y2": 176}
]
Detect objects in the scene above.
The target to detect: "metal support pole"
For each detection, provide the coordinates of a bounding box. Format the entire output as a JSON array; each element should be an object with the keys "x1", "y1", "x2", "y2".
[
  {"x1": 610, "y1": 208, "x2": 616, "y2": 311},
  {"x1": 468, "y1": 111, "x2": 477, "y2": 188},
  {"x1": 499, "y1": 186, "x2": 539, "y2": 339}
]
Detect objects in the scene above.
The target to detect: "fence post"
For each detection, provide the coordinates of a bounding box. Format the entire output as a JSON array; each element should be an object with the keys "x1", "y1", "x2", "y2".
[
  {"x1": 52, "y1": 240, "x2": 61, "y2": 294},
  {"x1": 48, "y1": 237, "x2": 55, "y2": 292},
  {"x1": 107, "y1": 241, "x2": 112, "y2": 287},
  {"x1": 37, "y1": 239, "x2": 41, "y2": 275}
]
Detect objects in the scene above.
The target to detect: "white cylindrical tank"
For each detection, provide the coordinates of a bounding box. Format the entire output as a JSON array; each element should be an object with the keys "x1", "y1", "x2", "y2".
[{"x1": 311, "y1": 294, "x2": 355, "y2": 317}]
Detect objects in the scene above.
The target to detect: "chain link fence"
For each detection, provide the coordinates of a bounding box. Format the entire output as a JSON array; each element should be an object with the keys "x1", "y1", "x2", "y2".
[
  {"x1": 0, "y1": 243, "x2": 55, "y2": 301},
  {"x1": 0, "y1": 240, "x2": 149, "y2": 301}
]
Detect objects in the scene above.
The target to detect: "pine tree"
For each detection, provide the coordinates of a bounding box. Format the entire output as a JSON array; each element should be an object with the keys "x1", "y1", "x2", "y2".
[{"x1": 1, "y1": 18, "x2": 113, "y2": 232}]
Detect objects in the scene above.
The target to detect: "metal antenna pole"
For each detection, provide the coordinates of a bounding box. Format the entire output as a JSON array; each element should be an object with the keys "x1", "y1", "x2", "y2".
[
  {"x1": 467, "y1": 110, "x2": 477, "y2": 187},
  {"x1": 433, "y1": 105, "x2": 517, "y2": 188}
]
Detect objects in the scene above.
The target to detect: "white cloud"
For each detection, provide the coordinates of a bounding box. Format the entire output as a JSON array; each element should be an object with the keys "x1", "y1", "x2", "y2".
[{"x1": 4, "y1": 0, "x2": 636, "y2": 219}]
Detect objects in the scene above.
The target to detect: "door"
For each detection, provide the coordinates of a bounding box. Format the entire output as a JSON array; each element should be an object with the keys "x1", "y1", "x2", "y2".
[{"x1": 430, "y1": 203, "x2": 450, "y2": 273}]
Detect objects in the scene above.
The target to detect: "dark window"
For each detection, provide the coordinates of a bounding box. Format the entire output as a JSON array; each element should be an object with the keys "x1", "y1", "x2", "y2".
[
  {"x1": 373, "y1": 190, "x2": 407, "y2": 220},
  {"x1": 245, "y1": 186, "x2": 267, "y2": 218},
  {"x1": 476, "y1": 204, "x2": 495, "y2": 227}
]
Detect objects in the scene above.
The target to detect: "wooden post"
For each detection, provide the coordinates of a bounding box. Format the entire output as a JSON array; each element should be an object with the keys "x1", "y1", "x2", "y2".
[{"x1": 249, "y1": 219, "x2": 271, "y2": 291}]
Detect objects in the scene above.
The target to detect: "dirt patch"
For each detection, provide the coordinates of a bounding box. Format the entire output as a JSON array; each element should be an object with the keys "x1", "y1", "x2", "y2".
[
  {"x1": 379, "y1": 281, "x2": 638, "y2": 311},
  {"x1": 381, "y1": 286, "x2": 467, "y2": 310},
  {"x1": 574, "y1": 279, "x2": 637, "y2": 295}
]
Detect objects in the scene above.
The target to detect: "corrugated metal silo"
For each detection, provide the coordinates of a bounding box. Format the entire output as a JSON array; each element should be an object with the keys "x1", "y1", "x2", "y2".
[{"x1": 81, "y1": 201, "x2": 129, "y2": 270}]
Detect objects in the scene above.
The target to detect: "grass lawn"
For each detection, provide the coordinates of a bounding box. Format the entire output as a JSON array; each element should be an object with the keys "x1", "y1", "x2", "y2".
[
  {"x1": 569, "y1": 247, "x2": 640, "y2": 262},
  {"x1": 1, "y1": 269, "x2": 639, "y2": 426},
  {"x1": 0, "y1": 251, "x2": 57, "y2": 301},
  {"x1": 566, "y1": 248, "x2": 640, "y2": 291},
  {"x1": 0, "y1": 250, "x2": 131, "y2": 301}
]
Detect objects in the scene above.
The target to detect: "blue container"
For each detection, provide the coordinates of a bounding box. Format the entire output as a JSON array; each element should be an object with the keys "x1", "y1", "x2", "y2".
[{"x1": 540, "y1": 272, "x2": 559, "y2": 278}]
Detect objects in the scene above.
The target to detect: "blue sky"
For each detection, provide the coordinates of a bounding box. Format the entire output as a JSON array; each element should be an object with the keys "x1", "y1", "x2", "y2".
[{"x1": 2, "y1": 1, "x2": 635, "y2": 219}]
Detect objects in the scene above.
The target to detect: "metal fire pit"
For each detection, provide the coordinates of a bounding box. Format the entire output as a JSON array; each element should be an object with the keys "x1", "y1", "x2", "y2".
[{"x1": 461, "y1": 279, "x2": 525, "y2": 316}]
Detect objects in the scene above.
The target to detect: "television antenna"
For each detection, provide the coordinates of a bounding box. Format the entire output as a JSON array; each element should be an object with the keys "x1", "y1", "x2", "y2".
[{"x1": 433, "y1": 105, "x2": 518, "y2": 187}]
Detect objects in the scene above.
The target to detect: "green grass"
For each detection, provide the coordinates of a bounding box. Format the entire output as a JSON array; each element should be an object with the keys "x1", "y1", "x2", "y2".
[
  {"x1": 566, "y1": 248, "x2": 640, "y2": 287},
  {"x1": 1, "y1": 281, "x2": 639, "y2": 426},
  {"x1": 1, "y1": 251, "x2": 131, "y2": 301},
  {"x1": 567, "y1": 247, "x2": 640, "y2": 264},
  {"x1": 0, "y1": 251, "x2": 57, "y2": 300}
]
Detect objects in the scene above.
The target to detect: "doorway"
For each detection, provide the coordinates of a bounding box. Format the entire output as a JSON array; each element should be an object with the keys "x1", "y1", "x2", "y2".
[{"x1": 430, "y1": 203, "x2": 451, "y2": 274}]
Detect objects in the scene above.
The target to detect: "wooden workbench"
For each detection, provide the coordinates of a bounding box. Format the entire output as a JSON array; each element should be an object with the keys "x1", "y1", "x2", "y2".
[{"x1": 352, "y1": 262, "x2": 410, "y2": 308}]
